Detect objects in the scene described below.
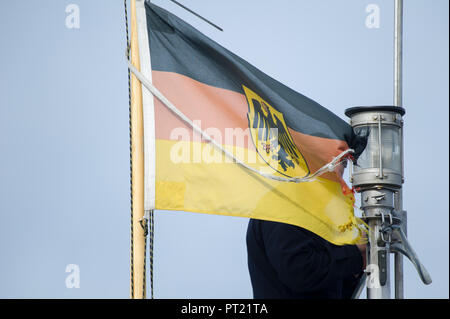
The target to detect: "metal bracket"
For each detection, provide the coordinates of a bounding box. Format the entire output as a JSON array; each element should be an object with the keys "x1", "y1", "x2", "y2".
[
  {"x1": 378, "y1": 250, "x2": 388, "y2": 286},
  {"x1": 391, "y1": 209, "x2": 407, "y2": 242},
  {"x1": 389, "y1": 225, "x2": 432, "y2": 285}
]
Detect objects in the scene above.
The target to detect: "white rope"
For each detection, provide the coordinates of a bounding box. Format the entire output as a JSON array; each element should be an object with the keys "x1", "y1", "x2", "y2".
[{"x1": 127, "y1": 59, "x2": 354, "y2": 183}]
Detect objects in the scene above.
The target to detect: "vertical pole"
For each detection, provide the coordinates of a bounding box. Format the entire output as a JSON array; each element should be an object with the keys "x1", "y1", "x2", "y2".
[
  {"x1": 393, "y1": 0, "x2": 404, "y2": 299},
  {"x1": 129, "y1": 0, "x2": 147, "y2": 299},
  {"x1": 394, "y1": 0, "x2": 403, "y2": 108}
]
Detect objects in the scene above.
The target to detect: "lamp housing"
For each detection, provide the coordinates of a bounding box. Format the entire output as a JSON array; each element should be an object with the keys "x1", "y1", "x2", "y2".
[{"x1": 345, "y1": 106, "x2": 405, "y2": 189}]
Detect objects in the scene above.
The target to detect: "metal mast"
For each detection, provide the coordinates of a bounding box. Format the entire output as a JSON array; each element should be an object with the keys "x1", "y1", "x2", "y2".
[
  {"x1": 393, "y1": 0, "x2": 404, "y2": 299},
  {"x1": 347, "y1": 0, "x2": 431, "y2": 299}
]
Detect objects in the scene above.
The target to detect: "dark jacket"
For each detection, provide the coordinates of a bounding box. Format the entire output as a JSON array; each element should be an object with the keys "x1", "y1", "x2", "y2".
[{"x1": 246, "y1": 219, "x2": 363, "y2": 299}]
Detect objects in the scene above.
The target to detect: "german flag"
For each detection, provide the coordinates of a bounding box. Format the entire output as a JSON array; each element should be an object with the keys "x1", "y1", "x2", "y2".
[{"x1": 132, "y1": 1, "x2": 367, "y2": 245}]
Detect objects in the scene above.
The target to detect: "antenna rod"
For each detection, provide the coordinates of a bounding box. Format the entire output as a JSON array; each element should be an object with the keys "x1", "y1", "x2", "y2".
[
  {"x1": 394, "y1": 0, "x2": 404, "y2": 299},
  {"x1": 394, "y1": 0, "x2": 403, "y2": 107},
  {"x1": 168, "y1": 0, "x2": 223, "y2": 31}
]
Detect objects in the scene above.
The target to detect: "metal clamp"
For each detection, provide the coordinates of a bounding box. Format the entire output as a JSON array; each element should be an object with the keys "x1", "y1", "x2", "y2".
[
  {"x1": 139, "y1": 212, "x2": 149, "y2": 237},
  {"x1": 378, "y1": 212, "x2": 394, "y2": 243},
  {"x1": 380, "y1": 212, "x2": 393, "y2": 224}
]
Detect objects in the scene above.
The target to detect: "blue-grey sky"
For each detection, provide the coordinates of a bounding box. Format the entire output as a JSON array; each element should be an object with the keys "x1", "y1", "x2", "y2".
[{"x1": 0, "y1": 0, "x2": 448, "y2": 298}]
